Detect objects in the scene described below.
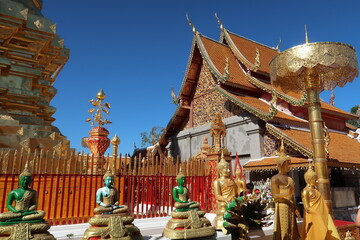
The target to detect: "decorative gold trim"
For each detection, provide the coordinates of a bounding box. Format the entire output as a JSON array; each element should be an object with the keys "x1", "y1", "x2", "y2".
[
  {"x1": 245, "y1": 73, "x2": 307, "y2": 106},
  {"x1": 265, "y1": 123, "x2": 313, "y2": 158},
  {"x1": 218, "y1": 25, "x2": 260, "y2": 72},
  {"x1": 195, "y1": 33, "x2": 229, "y2": 81},
  {"x1": 215, "y1": 86, "x2": 277, "y2": 121},
  {"x1": 163, "y1": 225, "x2": 215, "y2": 239}
]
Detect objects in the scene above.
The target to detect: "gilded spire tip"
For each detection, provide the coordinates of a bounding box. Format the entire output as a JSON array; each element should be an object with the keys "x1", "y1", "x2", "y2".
[{"x1": 305, "y1": 24, "x2": 309, "y2": 44}]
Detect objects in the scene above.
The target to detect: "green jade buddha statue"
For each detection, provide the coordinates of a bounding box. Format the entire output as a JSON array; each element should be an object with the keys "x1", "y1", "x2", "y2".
[
  {"x1": 82, "y1": 169, "x2": 142, "y2": 240},
  {"x1": 0, "y1": 166, "x2": 45, "y2": 225},
  {"x1": 163, "y1": 169, "x2": 215, "y2": 239},
  {"x1": 94, "y1": 170, "x2": 128, "y2": 215},
  {"x1": 172, "y1": 170, "x2": 200, "y2": 212}
]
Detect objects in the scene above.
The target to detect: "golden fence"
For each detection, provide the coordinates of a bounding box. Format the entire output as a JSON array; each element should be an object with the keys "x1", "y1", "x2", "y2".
[{"x1": 0, "y1": 148, "x2": 211, "y2": 225}]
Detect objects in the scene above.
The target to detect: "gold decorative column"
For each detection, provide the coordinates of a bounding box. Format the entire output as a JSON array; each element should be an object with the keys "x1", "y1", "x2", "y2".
[
  {"x1": 270, "y1": 35, "x2": 358, "y2": 213},
  {"x1": 112, "y1": 134, "x2": 120, "y2": 157}
]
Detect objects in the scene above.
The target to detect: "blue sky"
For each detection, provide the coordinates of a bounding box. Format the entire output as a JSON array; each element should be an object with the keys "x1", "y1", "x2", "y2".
[{"x1": 42, "y1": 0, "x2": 360, "y2": 155}]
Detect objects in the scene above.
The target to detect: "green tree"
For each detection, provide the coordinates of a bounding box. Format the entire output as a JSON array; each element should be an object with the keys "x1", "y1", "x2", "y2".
[
  {"x1": 347, "y1": 105, "x2": 360, "y2": 128},
  {"x1": 140, "y1": 126, "x2": 164, "y2": 147}
]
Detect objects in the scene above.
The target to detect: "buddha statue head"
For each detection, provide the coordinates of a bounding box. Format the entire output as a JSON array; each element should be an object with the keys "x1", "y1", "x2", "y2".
[
  {"x1": 304, "y1": 161, "x2": 317, "y2": 186},
  {"x1": 217, "y1": 152, "x2": 231, "y2": 178},
  {"x1": 275, "y1": 140, "x2": 291, "y2": 173},
  {"x1": 19, "y1": 163, "x2": 32, "y2": 189},
  {"x1": 103, "y1": 169, "x2": 115, "y2": 188},
  {"x1": 176, "y1": 168, "x2": 185, "y2": 186}
]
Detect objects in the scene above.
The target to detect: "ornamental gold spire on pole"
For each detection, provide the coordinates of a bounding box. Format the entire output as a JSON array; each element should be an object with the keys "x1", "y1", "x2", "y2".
[
  {"x1": 270, "y1": 26, "x2": 358, "y2": 214},
  {"x1": 86, "y1": 89, "x2": 113, "y2": 173}
]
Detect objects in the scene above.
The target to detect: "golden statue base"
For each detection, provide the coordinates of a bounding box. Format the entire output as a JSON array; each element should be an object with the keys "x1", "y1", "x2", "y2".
[
  {"x1": 0, "y1": 222, "x2": 55, "y2": 240},
  {"x1": 82, "y1": 214, "x2": 143, "y2": 240},
  {"x1": 163, "y1": 210, "x2": 215, "y2": 239}
]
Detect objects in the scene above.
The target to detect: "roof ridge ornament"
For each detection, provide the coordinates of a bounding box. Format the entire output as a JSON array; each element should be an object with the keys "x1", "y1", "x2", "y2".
[
  {"x1": 186, "y1": 13, "x2": 197, "y2": 34},
  {"x1": 214, "y1": 12, "x2": 223, "y2": 31}
]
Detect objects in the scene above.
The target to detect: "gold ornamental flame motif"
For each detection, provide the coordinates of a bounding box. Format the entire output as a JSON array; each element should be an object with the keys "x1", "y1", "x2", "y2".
[
  {"x1": 270, "y1": 42, "x2": 358, "y2": 92},
  {"x1": 86, "y1": 89, "x2": 112, "y2": 127}
]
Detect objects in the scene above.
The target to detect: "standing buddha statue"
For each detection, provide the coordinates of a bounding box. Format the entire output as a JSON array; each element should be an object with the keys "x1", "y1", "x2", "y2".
[
  {"x1": 234, "y1": 166, "x2": 245, "y2": 197},
  {"x1": 0, "y1": 164, "x2": 55, "y2": 239},
  {"x1": 270, "y1": 142, "x2": 300, "y2": 240},
  {"x1": 213, "y1": 153, "x2": 237, "y2": 231},
  {"x1": 301, "y1": 162, "x2": 340, "y2": 240},
  {"x1": 82, "y1": 169, "x2": 142, "y2": 240},
  {"x1": 163, "y1": 169, "x2": 215, "y2": 239}
]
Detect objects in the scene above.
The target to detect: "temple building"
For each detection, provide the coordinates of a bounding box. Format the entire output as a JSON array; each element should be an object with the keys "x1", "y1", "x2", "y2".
[
  {"x1": 0, "y1": 0, "x2": 71, "y2": 152},
  {"x1": 158, "y1": 18, "x2": 360, "y2": 218}
]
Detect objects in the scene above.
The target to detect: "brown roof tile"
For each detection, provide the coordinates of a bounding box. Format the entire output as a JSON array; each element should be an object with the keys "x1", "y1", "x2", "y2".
[
  {"x1": 244, "y1": 156, "x2": 309, "y2": 170},
  {"x1": 270, "y1": 126, "x2": 360, "y2": 166},
  {"x1": 199, "y1": 36, "x2": 257, "y2": 90},
  {"x1": 227, "y1": 32, "x2": 278, "y2": 73}
]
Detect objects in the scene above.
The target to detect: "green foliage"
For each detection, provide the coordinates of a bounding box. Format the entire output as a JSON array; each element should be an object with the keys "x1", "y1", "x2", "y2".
[
  {"x1": 347, "y1": 105, "x2": 360, "y2": 128},
  {"x1": 140, "y1": 126, "x2": 164, "y2": 147}
]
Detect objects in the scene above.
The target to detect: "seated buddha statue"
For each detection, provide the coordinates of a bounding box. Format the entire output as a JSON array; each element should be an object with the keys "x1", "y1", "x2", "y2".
[
  {"x1": 0, "y1": 165, "x2": 45, "y2": 224},
  {"x1": 94, "y1": 170, "x2": 128, "y2": 215},
  {"x1": 0, "y1": 164, "x2": 54, "y2": 239},
  {"x1": 173, "y1": 169, "x2": 200, "y2": 212},
  {"x1": 213, "y1": 153, "x2": 237, "y2": 231},
  {"x1": 270, "y1": 142, "x2": 300, "y2": 240},
  {"x1": 82, "y1": 169, "x2": 142, "y2": 240},
  {"x1": 301, "y1": 163, "x2": 340, "y2": 240},
  {"x1": 163, "y1": 169, "x2": 215, "y2": 239}
]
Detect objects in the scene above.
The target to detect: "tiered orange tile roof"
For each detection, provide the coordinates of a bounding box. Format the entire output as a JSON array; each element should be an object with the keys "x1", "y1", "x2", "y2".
[
  {"x1": 225, "y1": 31, "x2": 278, "y2": 74},
  {"x1": 199, "y1": 35, "x2": 257, "y2": 90},
  {"x1": 263, "y1": 123, "x2": 360, "y2": 168},
  {"x1": 244, "y1": 156, "x2": 309, "y2": 170},
  {"x1": 216, "y1": 87, "x2": 308, "y2": 127},
  {"x1": 160, "y1": 24, "x2": 358, "y2": 170}
]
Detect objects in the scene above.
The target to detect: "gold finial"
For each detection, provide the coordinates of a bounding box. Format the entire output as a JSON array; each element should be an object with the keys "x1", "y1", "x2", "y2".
[
  {"x1": 275, "y1": 140, "x2": 289, "y2": 165},
  {"x1": 186, "y1": 13, "x2": 196, "y2": 34},
  {"x1": 305, "y1": 24, "x2": 309, "y2": 44},
  {"x1": 215, "y1": 12, "x2": 223, "y2": 30},
  {"x1": 176, "y1": 167, "x2": 185, "y2": 181},
  {"x1": 97, "y1": 89, "x2": 106, "y2": 100},
  {"x1": 20, "y1": 161, "x2": 31, "y2": 178},
  {"x1": 86, "y1": 89, "x2": 112, "y2": 127},
  {"x1": 111, "y1": 134, "x2": 120, "y2": 146}
]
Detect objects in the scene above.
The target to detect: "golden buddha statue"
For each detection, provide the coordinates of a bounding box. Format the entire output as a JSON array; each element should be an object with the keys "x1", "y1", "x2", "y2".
[
  {"x1": 234, "y1": 166, "x2": 245, "y2": 197},
  {"x1": 270, "y1": 142, "x2": 300, "y2": 240},
  {"x1": 301, "y1": 163, "x2": 340, "y2": 240},
  {"x1": 82, "y1": 169, "x2": 142, "y2": 240},
  {"x1": 213, "y1": 153, "x2": 237, "y2": 231},
  {"x1": 163, "y1": 169, "x2": 215, "y2": 239},
  {"x1": 0, "y1": 164, "x2": 55, "y2": 239}
]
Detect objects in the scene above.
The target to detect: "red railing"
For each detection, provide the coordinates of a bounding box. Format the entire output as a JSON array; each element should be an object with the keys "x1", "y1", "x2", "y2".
[
  {"x1": 0, "y1": 174, "x2": 211, "y2": 225},
  {"x1": 0, "y1": 148, "x2": 211, "y2": 225}
]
